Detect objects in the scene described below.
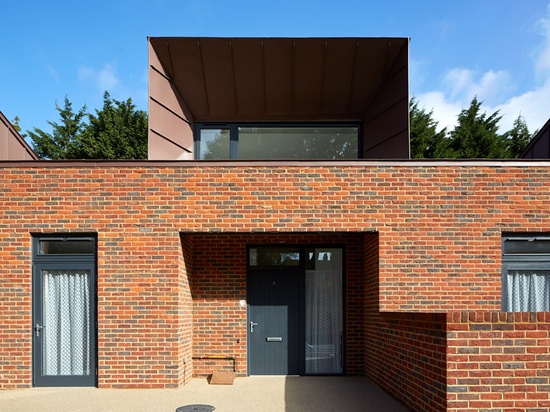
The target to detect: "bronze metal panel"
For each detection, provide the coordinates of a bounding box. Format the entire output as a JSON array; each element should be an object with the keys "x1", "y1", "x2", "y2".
[
  {"x1": 148, "y1": 40, "x2": 195, "y2": 160},
  {"x1": 348, "y1": 40, "x2": 390, "y2": 114},
  {"x1": 0, "y1": 120, "x2": 7, "y2": 158},
  {"x1": 199, "y1": 38, "x2": 238, "y2": 116},
  {"x1": 263, "y1": 38, "x2": 294, "y2": 116},
  {"x1": 362, "y1": 40, "x2": 409, "y2": 159},
  {"x1": 161, "y1": 38, "x2": 210, "y2": 116},
  {"x1": 148, "y1": 99, "x2": 194, "y2": 152},
  {"x1": 320, "y1": 39, "x2": 357, "y2": 114},
  {"x1": 520, "y1": 118, "x2": 550, "y2": 159},
  {"x1": 0, "y1": 111, "x2": 38, "y2": 160},
  {"x1": 293, "y1": 39, "x2": 325, "y2": 115},
  {"x1": 149, "y1": 129, "x2": 194, "y2": 160},
  {"x1": 232, "y1": 39, "x2": 266, "y2": 116}
]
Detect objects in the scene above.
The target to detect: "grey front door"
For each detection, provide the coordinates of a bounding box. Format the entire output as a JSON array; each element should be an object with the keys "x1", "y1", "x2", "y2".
[{"x1": 247, "y1": 268, "x2": 300, "y2": 375}]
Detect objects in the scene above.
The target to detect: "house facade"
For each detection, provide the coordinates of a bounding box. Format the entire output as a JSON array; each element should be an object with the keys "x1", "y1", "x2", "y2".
[{"x1": 0, "y1": 38, "x2": 549, "y2": 412}]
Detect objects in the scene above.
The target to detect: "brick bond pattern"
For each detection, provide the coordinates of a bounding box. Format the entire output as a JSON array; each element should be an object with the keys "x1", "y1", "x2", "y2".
[
  {"x1": 0, "y1": 164, "x2": 549, "y2": 409},
  {"x1": 447, "y1": 312, "x2": 550, "y2": 412}
]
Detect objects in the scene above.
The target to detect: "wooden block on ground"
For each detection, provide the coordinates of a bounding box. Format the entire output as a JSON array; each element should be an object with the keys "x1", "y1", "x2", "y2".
[{"x1": 209, "y1": 371, "x2": 235, "y2": 385}]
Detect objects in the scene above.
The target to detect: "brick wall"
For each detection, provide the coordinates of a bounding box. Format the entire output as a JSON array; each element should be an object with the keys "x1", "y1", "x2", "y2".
[
  {"x1": 365, "y1": 312, "x2": 447, "y2": 412},
  {"x1": 447, "y1": 311, "x2": 550, "y2": 412},
  {"x1": 365, "y1": 311, "x2": 550, "y2": 412},
  {"x1": 1, "y1": 163, "x2": 550, "y2": 389}
]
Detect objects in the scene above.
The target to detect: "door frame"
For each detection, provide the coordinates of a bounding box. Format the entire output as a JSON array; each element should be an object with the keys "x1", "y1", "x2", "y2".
[
  {"x1": 246, "y1": 244, "x2": 346, "y2": 376},
  {"x1": 32, "y1": 235, "x2": 97, "y2": 387}
]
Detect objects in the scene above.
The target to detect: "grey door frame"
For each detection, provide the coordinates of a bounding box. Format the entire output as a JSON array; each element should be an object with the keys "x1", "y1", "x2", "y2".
[
  {"x1": 32, "y1": 237, "x2": 97, "y2": 387},
  {"x1": 247, "y1": 245, "x2": 345, "y2": 376}
]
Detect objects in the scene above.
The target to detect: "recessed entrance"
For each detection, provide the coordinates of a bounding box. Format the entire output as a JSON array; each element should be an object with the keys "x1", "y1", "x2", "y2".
[{"x1": 247, "y1": 246, "x2": 344, "y2": 375}]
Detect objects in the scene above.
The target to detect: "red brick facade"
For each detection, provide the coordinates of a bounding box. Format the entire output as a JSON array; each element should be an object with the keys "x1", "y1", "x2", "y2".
[
  {"x1": 1, "y1": 162, "x2": 549, "y2": 410},
  {"x1": 447, "y1": 312, "x2": 550, "y2": 412}
]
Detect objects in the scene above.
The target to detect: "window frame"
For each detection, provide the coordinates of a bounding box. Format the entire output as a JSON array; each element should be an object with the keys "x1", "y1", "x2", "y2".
[
  {"x1": 194, "y1": 122, "x2": 362, "y2": 160},
  {"x1": 502, "y1": 234, "x2": 550, "y2": 311}
]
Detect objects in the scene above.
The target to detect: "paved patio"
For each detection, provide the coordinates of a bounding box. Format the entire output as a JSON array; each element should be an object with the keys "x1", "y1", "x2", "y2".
[{"x1": 0, "y1": 376, "x2": 409, "y2": 412}]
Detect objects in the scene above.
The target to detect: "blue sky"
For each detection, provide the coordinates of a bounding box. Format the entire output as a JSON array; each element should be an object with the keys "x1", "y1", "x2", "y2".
[{"x1": 1, "y1": 0, "x2": 550, "y2": 137}]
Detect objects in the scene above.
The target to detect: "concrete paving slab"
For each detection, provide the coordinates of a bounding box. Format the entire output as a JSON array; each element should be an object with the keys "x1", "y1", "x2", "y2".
[{"x1": 0, "y1": 376, "x2": 408, "y2": 412}]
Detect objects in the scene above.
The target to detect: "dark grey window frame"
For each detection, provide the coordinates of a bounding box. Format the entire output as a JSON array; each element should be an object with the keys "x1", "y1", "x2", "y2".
[
  {"x1": 194, "y1": 122, "x2": 362, "y2": 160},
  {"x1": 502, "y1": 234, "x2": 550, "y2": 311}
]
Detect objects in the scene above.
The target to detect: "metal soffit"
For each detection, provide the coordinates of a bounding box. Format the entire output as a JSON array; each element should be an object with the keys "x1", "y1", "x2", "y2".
[{"x1": 149, "y1": 37, "x2": 409, "y2": 121}]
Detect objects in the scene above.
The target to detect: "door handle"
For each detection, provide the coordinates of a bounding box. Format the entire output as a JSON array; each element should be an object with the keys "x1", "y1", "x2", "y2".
[
  {"x1": 34, "y1": 324, "x2": 44, "y2": 337},
  {"x1": 250, "y1": 321, "x2": 258, "y2": 333}
]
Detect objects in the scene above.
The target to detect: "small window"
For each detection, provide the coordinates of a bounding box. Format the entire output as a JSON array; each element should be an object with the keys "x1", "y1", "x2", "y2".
[
  {"x1": 502, "y1": 236, "x2": 550, "y2": 311},
  {"x1": 195, "y1": 124, "x2": 360, "y2": 160},
  {"x1": 249, "y1": 247, "x2": 300, "y2": 267},
  {"x1": 38, "y1": 237, "x2": 95, "y2": 255}
]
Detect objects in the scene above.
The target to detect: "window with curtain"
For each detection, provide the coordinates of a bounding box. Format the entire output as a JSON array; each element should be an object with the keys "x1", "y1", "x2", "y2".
[
  {"x1": 305, "y1": 248, "x2": 343, "y2": 374},
  {"x1": 502, "y1": 236, "x2": 550, "y2": 312},
  {"x1": 42, "y1": 270, "x2": 91, "y2": 376}
]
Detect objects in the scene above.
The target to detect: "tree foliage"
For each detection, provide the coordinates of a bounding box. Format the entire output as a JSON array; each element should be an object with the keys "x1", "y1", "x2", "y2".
[
  {"x1": 11, "y1": 116, "x2": 24, "y2": 135},
  {"x1": 26, "y1": 92, "x2": 533, "y2": 160},
  {"x1": 409, "y1": 98, "x2": 448, "y2": 158},
  {"x1": 447, "y1": 96, "x2": 505, "y2": 158},
  {"x1": 503, "y1": 115, "x2": 532, "y2": 158},
  {"x1": 28, "y1": 97, "x2": 87, "y2": 159},
  {"x1": 28, "y1": 93, "x2": 147, "y2": 160},
  {"x1": 410, "y1": 96, "x2": 533, "y2": 159}
]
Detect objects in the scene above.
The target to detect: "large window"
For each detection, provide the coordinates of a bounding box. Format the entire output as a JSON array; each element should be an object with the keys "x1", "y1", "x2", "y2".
[
  {"x1": 502, "y1": 235, "x2": 550, "y2": 312},
  {"x1": 195, "y1": 124, "x2": 360, "y2": 160}
]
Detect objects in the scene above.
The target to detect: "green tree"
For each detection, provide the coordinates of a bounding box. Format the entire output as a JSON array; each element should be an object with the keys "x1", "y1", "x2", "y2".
[
  {"x1": 11, "y1": 116, "x2": 25, "y2": 136},
  {"x1": 409, "y1": 98, "x2": 449, "y2": 158},
  {"x1": 447, "y1": 97, "x2": 506, "y2": 158},
  {"x1": 502, "y1": 115, "x2": 532, "y2": 158},
  {"x1": 70, "y1": 92, "x2": 148, "y2": 160},
  {"x1": 28, "y1": 97, "x2": 87, "y2": 159},
  {"x1": 28, "y1": 93, "x2": 147, "y2": 160}
]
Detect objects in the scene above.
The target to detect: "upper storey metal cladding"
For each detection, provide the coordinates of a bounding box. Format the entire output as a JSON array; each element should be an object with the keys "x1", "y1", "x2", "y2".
[{"x1": 148, "y1": 37, "x2": 410, "y2": 160}]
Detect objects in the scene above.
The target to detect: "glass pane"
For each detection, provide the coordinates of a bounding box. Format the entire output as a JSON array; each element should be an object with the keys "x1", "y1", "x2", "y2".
[
  {"x1": 305, "y1": 248, "x2": 343, "y2": 374},
  {"x1": 249, "y1": 247, "x2": 300, "y2": 266},
  {"x1": 238, "y1": 126, "x2": 358, "y2": 159},
  {"x1": 504, "y1": 239, "x2": 550, "y2": 255},
  {"x1": 42, "y1": 270, "x2": 91, "y2": 376},
  {"x1": 39, "y1": 239, "x2": 94, "y2": 255},
  {"x1": 199, "y1": 129, "x2": 230, "y2": 160},
  {"x1": 506, "y1": 269, "x2": 550, "y2": 311}
]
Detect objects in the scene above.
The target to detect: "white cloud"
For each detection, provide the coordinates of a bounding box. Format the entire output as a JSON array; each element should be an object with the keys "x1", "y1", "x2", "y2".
[
  {"x1": 495, "y1": 77, "x2": 550, "y2": 132},
  {"x1": 416, "y1": 4, "x2": 550, "y2": 134},
  {"x1": 78, "y1": 64, "x2": 120, "y2": 93},
  {"x1": 415, "y1": 90, "x2": 462, "y2": 132},
  {"x1": 416, "y1": 68, "x2": 514, "y2": 132},
  {"x1": 535, "y1": 4, "x2": 550, "y2": 74}
]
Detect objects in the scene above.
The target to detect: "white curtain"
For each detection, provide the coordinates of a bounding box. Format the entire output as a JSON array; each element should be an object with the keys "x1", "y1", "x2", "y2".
[
  {"x1": 507, "y1": 270, "x2": 550, "y2": 312},
  {"x1": 305, "y1": 250, "x2": 343, "y2": 374},
  {"x1": 42, "y1": 270, "x2": 91, "y2": 376}
]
